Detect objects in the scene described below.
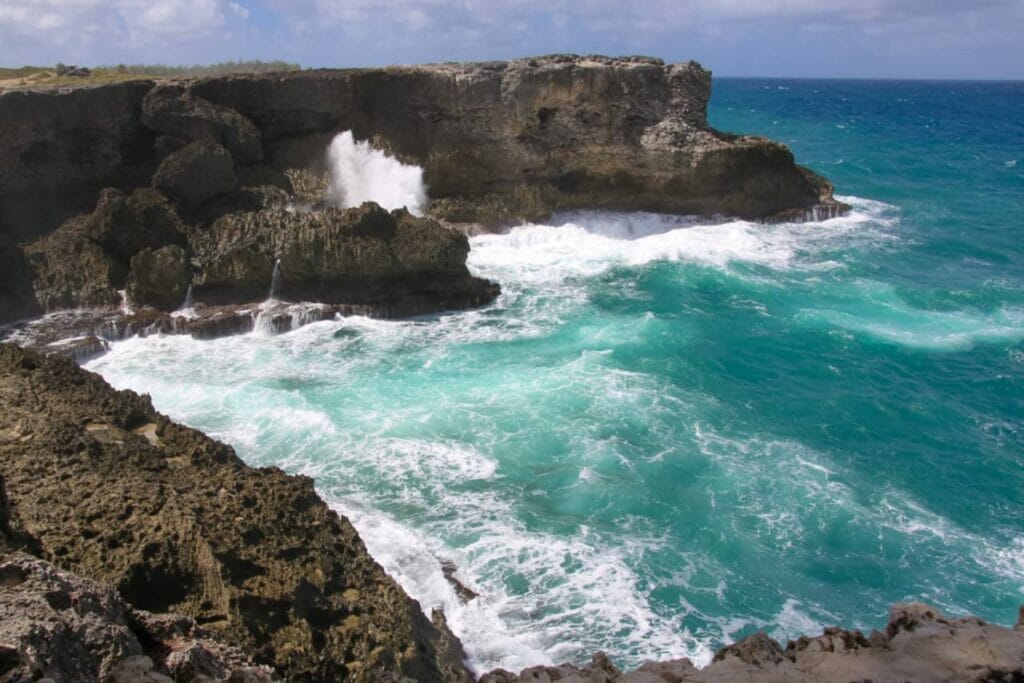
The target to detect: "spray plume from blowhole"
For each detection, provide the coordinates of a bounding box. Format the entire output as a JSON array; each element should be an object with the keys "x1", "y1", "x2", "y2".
[{"x1": 326, "y1": 131, "x2": 428, "y2": 215}]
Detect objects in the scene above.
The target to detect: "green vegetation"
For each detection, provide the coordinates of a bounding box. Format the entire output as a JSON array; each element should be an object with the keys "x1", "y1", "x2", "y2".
[
  {"x1": 0, "y1": 61, "x2": 301, "y2": 90},
  {"x1": 0, "y1": 66, "x2": 49, "y2": 79},
  {"x1": 93, "y1": 60, "x2": 301, "y2": 77}
]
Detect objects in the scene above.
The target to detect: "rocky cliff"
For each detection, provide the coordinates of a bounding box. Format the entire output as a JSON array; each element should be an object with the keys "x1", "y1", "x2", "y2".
[
  {"x1": 0, "y1": 55, "x2": 844, "y2": 327},
  {"x1": 0, "y1": 344, "x2": 471, "y2": 681}
]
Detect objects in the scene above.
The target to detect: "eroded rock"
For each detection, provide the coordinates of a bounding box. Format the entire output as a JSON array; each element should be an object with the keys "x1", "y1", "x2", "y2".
[
  {"x1": 143, "y1": 83, "x2": 263, "y2": 164},
  {"x1": 152, "y1": 140, "x2": 237, "y2": 209},
  {"x1": 0, "y1": 553, "x2": 274, "y2": 682},
  {"x1": 189, "y1": 202, "x2": 498, "y2": 311},
  {"x1": 126, "y1": 244, "x2": 190, "y2": 311},
  {"x1": 0, "y1": 345, "x2": 473, "y2": 682},
  {"x1": 22, "y1": 187, "x2": 186, "y2": 312}
]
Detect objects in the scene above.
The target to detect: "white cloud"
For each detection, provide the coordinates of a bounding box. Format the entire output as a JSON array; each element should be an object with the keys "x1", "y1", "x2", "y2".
[
  {"x1": 0, "y1": 0, "x2": 1020, "y2": 75},
  {"x1": 0, "y1": 0, "x2": 241, "y2": 61}
]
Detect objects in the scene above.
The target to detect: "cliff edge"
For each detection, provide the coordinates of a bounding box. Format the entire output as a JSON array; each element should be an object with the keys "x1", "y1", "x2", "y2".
[
  {"x1": 0, "y1": 55, "x2": 844, "y2": 327},
  {"x1": 0, "y1": 344, "x2": 471, "y2": 681}
]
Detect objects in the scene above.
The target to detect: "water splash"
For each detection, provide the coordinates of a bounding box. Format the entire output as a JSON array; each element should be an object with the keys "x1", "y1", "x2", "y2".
[
  {"x1": 269, "y1": 259, "x2": 282, "y2": 300},
  {"x1": 326, "y1": 130, "x2": 427, "y2": 215},
  {"x1": 180, "y1": 285, "x2": 194, "y2": 310}
]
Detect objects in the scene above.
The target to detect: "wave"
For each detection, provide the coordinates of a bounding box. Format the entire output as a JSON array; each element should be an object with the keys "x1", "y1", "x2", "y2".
[
  {"x1": 467, "y1": 197, "x2": 898, "y2": 285},
  {"x1": 799, "y1": 280, "x2": 1024, "y2": 351}
]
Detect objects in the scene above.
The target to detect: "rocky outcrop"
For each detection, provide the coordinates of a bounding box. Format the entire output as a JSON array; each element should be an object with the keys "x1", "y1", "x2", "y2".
[
  {"x1": 0, "y1": 344, "x2": 473, "y2": 682},
  {"x1": 152, "y1": 140, "x2": 237, "y2": 208},
  {"x1": 142, "y1": 83, "x2": 264, "y2": 164},
  {"x1": 126, "y1": 244, "x2": 191, "y2": 310},
  {"x1": 186, "y1": 55, "x2": 844, "y2": 224},
  {"x1": 190, "y1": 202, "x2": 497, "y2": 310},
  {"x1": 9, "y1": 193, "x2": 498, "y2": 353},
  {"x1": 22, "y1": 187, "x2": 187, "y2": 312},
  {"x1": 484, "y1": 603, "x2": 1024, "y2": 682},
  {"x1": 0, "y1": 553, "x2": 274, "y2": 682}
]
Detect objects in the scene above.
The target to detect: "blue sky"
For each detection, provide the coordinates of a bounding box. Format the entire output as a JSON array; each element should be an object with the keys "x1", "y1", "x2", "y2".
[{"x1": 1, "y1": 0, "x2": 1021, "y2": 79}]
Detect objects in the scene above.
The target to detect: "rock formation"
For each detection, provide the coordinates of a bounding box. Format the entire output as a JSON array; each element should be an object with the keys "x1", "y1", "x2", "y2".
[
  {"x1": 483, "y1": 603, "x2": 1024, "y2": 682},
  {"x1": 0, "y1": 55, "x2": 846, "y2": 327},
  {"x1": 0, "y1": 344, "x2": 472, "y2": 681},
  {"x1": 0, "y1": 553, "x2": 275, "y2": 682},
  {"x1": 190, "y1": 203, "x2": 495, "y2": 311}
]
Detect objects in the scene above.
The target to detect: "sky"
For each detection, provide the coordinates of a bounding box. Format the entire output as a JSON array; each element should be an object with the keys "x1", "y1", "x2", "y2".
[{"x1": 0, "y1": 0, "x2": 1022, "y2": 79}]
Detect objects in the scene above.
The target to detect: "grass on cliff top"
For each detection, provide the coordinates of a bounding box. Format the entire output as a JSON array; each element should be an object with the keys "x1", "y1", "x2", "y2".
[{"x1": 0, "y1": 61, "x2": 302, "y2": 90}]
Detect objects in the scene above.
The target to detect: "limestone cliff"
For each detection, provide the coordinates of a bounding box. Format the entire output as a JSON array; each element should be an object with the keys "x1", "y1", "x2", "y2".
[
  {"x1": 0, "y1": 55, "x2": 845, "y2": 326},
  {"x1": 0, "y1": 344, "x2": 472, "y2": 682}
]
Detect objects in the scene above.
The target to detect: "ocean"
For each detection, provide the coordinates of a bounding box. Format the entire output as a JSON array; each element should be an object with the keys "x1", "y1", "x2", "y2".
[{"x1": 86, "y1": 78, "x2": 1024, "y2": 673}]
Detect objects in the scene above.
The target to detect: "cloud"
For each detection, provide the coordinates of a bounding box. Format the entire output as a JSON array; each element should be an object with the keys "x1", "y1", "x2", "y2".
[
  {"x1": 0, "y1": 0, "x2": 1021, "y2": 76},
  {"x1": 228, "y1": 2, "x2": 250, "y2": 20},
  {"x1": 0, "y1": 0, "x2": 241, "y2": 62}
]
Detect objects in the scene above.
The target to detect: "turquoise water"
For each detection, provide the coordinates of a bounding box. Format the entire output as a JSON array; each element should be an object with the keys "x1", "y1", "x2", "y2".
[{"x1": 87, "y1": 79, "x2": 1024, "y2": 673}]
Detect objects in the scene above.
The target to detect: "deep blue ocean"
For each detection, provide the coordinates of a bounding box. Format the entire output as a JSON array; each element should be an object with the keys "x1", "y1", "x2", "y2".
[{"x1": 88, "y1": 78, "x2": 1024, "y2": 673}]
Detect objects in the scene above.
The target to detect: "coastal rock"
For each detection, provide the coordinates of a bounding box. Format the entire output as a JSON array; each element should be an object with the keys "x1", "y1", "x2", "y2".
[
  {"x1": 189, "y1": 202, "x2": 499, "y2": 311},
  {"x1": 152, "y1": 140, "x2": 237, "y2": 209},
  {"x1": 0, "y1": 552, "x2": 274, "y2": 682},
  {"x1": 0, "y1": 55, "x2": 844, "y2": 245},
  {"x1": 484, "y1": 603, "x2": 1024, "y2": 682},
  {"x1": 0, "y1": 344, "x2": 473, "y2": 682},
  {"x1": 89, "y1": 187, "x2": 187, "y2": 262},
  {"x1": 126, "y1": 244, "x2": 190, "y2": 311},
  {"x1": 190, "y1": 55, "x2": 845, "y2": 225},
  {"x1": 0, "y1": 235, "x2": 41, "y2": 323},
  {"x1": 0, "y1": 80, "x2": 156, "y2": 242},
  {"x1": 21, "y1": 187, "x2": 187, "y2": 312},
  {"x1": 142, "y1": 83, "x2": 264, "y2": 164},
  {"x1": 0, "y1": 55, "x2": 849, "y2": 327},
  {"x1": 23, "y1": 215, "x2": 124, "y2": 311}
]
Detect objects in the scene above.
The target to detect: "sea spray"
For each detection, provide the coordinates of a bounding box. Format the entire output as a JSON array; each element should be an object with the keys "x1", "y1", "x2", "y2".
[
  {"x1": 269, "y1": 259, "x2": 282, "y2": 300},
  {"x1": 180, "y1": 285, "x2": 194, "y2": 311},
  {"x1": 327, "y1": 131, "x2": 428, "y2": 214}
]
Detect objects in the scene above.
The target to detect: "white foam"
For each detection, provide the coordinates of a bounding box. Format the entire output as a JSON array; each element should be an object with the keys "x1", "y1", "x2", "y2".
[
  {"x1": 468, "y1": 199, "x2": 897, "y2": 286},
  {"x1": 802, "y1": 296, "x2": 1024, "y2": 351},
  {"x1": 771, "y1": 599, "x2": 834, "y2": 643},
  {"x1": 327, "y1": 130, "x2": 427, "y2": 214}
]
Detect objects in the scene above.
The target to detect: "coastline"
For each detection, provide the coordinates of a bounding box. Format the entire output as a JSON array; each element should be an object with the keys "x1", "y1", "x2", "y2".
[
  {"x1": 1, "y1": 56, "x2": 1022, "y2": 680},
  {"x1": 2, "y1": 344, "x2": 1022, "y2": 680}
]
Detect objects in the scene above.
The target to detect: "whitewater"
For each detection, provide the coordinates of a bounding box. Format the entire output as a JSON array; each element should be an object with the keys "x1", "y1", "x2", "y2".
[{"x1": 86, "y1": 80, "x2": 1024, "y2": 673}]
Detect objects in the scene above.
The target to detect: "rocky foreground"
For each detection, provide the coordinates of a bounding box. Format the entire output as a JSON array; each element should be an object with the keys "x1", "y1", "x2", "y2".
[
  {"x1": 0, "y1": 344, "x2": 470, "y2": 681},
  {"x1": 1, "y1": 55, "x2": 845, "y2": 328}
]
